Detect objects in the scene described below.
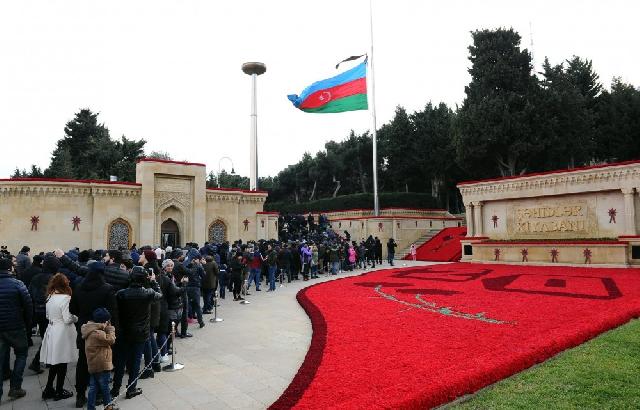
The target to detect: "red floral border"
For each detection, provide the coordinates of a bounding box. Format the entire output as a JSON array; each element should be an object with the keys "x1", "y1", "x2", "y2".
[{"x1": 269, "y1": 265, "x2": 640, "y2": 409}]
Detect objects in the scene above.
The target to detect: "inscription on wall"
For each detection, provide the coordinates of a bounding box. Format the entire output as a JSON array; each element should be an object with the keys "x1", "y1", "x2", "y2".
[
  {"x1": 507, "y1": 201, "x2": 596, "y2": 238},
  {"x1": 155, "y1": 178, "x2": 191, "y2": 194}
]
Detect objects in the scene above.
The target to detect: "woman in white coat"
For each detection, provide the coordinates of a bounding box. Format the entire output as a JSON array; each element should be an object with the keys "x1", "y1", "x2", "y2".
[{"x1": 40, "y1": 273, "x2": 78, "y2": 401}]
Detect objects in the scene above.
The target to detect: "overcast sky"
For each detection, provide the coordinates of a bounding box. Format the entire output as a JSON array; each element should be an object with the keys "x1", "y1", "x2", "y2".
[{"x1": 1, "y1": 0, "x2": 639, "y2": 180}]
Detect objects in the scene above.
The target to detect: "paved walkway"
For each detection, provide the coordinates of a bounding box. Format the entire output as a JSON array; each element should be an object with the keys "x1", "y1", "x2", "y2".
[{"x1": 1, "y1": 261, "x2": 435, "y2": 409}]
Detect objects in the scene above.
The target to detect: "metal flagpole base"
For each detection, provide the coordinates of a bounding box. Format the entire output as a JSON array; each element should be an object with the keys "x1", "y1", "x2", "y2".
[
  {"x1": 240, "y1": 300, "x2": 251, "y2": 305},
  {"x1": 210, "y1": 317, "x2": 224, "y2": 323}
]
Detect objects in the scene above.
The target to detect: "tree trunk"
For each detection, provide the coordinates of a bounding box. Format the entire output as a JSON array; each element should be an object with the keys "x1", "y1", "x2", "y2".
[
  {"x1": 294, "y1": 190, "x2": 299, "y2": 204},
  {"x1": 309, "y1": 180, "x2": 317, "y2": 201},
  {"x1": 332, "y1": 176, "x2": 341, "y2": 198}
]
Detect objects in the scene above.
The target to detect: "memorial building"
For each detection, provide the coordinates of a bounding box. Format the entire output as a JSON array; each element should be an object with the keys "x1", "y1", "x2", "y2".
[
  {"x1": 458, "y1": 160, "x2": 640, "y2": 265},
  {"x1": 0, "y1": 159, "x2": 268, "y2": 253}
]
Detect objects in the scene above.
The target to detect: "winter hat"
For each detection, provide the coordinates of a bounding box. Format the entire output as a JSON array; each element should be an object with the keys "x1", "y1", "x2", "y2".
[
  {"x1": 143, "y1": 250, "x2": 157, "y2": 262},
  {"x1": 92, "y1": 307, "x2": 111, "y2": 324},
  {"x1": 0, "y1": 258, "x2": 12, "y2": 271},
  {"x1": 130, "y1": 266, "x2": 148, "y2": 284},
  {"x1": 121, "y1": 250, "x2": 132, "y2": 261},
  {"x1": 42, "y1": 255, "x2": 61, "y2": 273},
  {"x1": 32, "y1": 254, "x2": 44, "y2": 267},
  {"x1": 78, "y1": 250, "x2": 91, "y2": 263},
  {"x1": 88, "y1": 261, "x2": 105, "y2": 274}
]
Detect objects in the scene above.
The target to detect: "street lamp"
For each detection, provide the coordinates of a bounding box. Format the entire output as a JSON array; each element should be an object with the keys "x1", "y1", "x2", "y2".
[
  {"x1": 218, "y1": 156, "x2": 235, "y2": 188},
  {"x1": 242, "y1": 61, "x2": 266, "y2": 191}
]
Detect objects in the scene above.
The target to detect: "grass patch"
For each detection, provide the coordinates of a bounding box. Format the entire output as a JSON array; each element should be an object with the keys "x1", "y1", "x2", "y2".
[{"x1": 451, "y1": 319, "x2": 640, "y2": 410}]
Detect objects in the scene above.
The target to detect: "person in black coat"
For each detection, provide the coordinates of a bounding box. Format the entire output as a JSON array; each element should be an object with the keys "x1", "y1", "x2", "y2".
[
  {"x1": 69, "y1": 262, "x2": 117, "y2": 408},
  {"x1": 102, "y1": 250, "x2": 130, "y2": 292},
  {"x1": 18, "y1": 254, "x2": 42, "y2": 289},
  {"x1": 0, "y1": 256, "x2": 32, "y2": 401},
  {"x1": 157, "y1": 259, "x2": 186, "y2": 358},
  {"x1": 27, "y1": 255, "x2": 59, "y2": 373},
  {"x1": 111, "y1": 267, "x2": 162, "y2": 400},
  {"x1": 375, "y1": 237, "x2": 383, "y2": 265}
]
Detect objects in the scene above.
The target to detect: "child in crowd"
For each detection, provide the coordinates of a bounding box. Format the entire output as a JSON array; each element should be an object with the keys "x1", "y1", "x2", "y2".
[{"x1": 81, "y1": 308, "x2": 117, "y2": 410}]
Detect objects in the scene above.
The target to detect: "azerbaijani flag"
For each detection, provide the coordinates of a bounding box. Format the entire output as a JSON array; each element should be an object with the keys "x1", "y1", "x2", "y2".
[{"x1": 287, "y1": 59, "x2": 368, "y2": 113}]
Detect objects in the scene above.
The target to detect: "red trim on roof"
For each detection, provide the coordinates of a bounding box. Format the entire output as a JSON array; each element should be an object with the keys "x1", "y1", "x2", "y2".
[
  {"x1": 0, "y1": 177, "x2": 141, "y2": 186},
  {"x1": 457, "y1": 159, "x2": 640, "y2": 186},
  {"x1": 619, "y1": 235, "x2": 640, "y2": 239},
  {"x1": 475, "y1": 241, "x2": 626, "y2": 246},
  {"x1": 290, "y1": 207, "x2": 449, "y2": 215},
  {"x1": 257, "y1": 211, "x2": 279, "y2": 215},
  {"x1": 206, "y1": 187, "x2": 268, "y2": 194},
  {"x1": 137, "y1": 157, "x2": 206, "y2": 167},
  {"x1": 328, "y1": 216, "x2": 462, "y2": 221}
]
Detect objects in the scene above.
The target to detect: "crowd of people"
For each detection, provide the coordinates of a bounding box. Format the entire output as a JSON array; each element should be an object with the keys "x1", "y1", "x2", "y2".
[{"x1": 0, "y1": 214, "x2": 402, "y2": 409}]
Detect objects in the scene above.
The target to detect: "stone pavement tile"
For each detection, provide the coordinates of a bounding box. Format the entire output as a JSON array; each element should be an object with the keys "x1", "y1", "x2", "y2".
[
  {"x1": 216, "y1": 388, "x2": 265, "y2": 410},
  {"x1": 193, "y1": 397, "x2": 234, "y2": 410},
  {"x1": 246, "y1": 387, "x2": 281, "y2": 408}
]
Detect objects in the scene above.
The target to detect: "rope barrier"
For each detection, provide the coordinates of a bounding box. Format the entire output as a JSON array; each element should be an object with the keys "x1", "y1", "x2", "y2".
[{"x1": 105, "y1": 321, "x2": 182, "y2": 407}]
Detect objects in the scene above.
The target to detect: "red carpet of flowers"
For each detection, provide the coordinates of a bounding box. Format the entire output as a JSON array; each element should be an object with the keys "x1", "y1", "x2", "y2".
[
  {"x1": 270, "y1": 263, "x2": 640, "y2": 409},
  {"x1": 405, "y1": 227, "x2": 467, "y2": 262}
]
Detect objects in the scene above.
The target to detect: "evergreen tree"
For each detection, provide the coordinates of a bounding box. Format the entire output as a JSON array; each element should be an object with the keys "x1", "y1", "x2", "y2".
[
  {"x1": 43, "y1": 109, "x2": 145, "y2": 181},
  {"x1": 455, "y1": 28, "x2": 541, "y2": 177}
]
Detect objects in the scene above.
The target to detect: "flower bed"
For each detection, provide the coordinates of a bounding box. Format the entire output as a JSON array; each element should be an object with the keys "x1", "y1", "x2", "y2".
[{"x1": 270, "y1": 263, "x2": 640, "y2": 409}]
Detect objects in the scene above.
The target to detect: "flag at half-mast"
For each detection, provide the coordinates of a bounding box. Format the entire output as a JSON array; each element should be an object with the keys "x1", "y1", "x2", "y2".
[{"x1": 287, "y1": 58, "x2": 368, "y2": 113}]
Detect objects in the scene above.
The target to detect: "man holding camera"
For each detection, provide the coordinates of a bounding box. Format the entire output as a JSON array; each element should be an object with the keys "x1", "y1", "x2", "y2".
[{"x1": 111, "y1": 266, "x2": 162, "y2": 400}]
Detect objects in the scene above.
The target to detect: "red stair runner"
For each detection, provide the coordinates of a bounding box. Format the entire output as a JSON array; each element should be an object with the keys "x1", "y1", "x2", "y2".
[{"x1": 405, "y1": 226, "x2": 467, "y2": 262}]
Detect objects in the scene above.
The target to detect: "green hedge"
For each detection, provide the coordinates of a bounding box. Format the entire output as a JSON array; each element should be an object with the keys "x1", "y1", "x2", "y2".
[{"x1": 264, "y1": 192, "x2": 441, "y2": 214}]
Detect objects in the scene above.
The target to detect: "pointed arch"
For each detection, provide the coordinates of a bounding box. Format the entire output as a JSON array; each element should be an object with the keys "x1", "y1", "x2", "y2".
[
  {"x1": 208, "y1": 219, "x2": 227, "y2": 243},
  {"x1": 107, "y1": 218, "x2": 132, "y2": 250}
]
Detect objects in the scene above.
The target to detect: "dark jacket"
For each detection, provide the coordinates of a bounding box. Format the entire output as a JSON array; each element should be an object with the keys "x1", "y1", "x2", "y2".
[
  {"x1": 144, "y1": 263, "x2": 162, "y2": 329},
  {"x1": 20, "y1": 263, "x2": 41, "y2": 289},
  {"x1": 0, "y1": 271, "x2": 33, "y2": 331},
  {"x1": 103, "y1": 263, "x2": 130, "y2": 292},
  {"x1": 70, "y1": 270, "x2": 118, "y2": 344},
  {"x1": 15, "y1": 252, "x2": 31, "y2": 276},
  {"x1": 116, "y1": 281, "x2": 162, "y2": 343},
  {"x1": 158, "y1": 272, "x2": 183, "y2": 309},
  {"x1": 202, "y1": 260, "x2": 219, "y2": 290},
  {"x1": 29, "y1": 271, "x2": 53, "y2": 317},
  {"x1": 186, "y1": 263, "x2": 205, "y2": 288}
]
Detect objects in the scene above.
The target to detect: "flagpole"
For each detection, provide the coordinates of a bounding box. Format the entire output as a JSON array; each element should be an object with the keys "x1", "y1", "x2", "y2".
[{"x1": 369, "y1": 0, "x2": 380, "y2": 216}]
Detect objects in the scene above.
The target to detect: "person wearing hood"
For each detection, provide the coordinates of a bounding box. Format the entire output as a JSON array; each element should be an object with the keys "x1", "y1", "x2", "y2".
[
  {"x1": 69, "y1": 262, "x2": 117, "y2": 408},
  {"x1": 28, "y1": 254, "x2": 61, "y2": 374},
  {"x1": 184, "y1": 249, "x2": 205, "y2": 328},
  {"x1": 111, "y1": 266, "x2": 161, "y2": 400},
  {"x1": 0, "y1": 256, "x2": 32, "y2": 402},
  {"x1": 81, "y1": 308, "x2": 115, "y2": 410}
]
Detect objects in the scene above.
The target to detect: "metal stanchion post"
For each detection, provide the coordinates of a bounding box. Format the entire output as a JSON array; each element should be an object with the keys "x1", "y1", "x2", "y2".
[
  {"x1": 240, "y1": 280, "x2": 251, "y2": 304},
  {"x1": 210, "y1": 290, "x2": 223, "y2": 322},
  {"x1": 163, "y1": 322, "x2": 184, "y2": 372},
  {"x1": 279, "y1": 269, "x2": 286, "y2": 288}
]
